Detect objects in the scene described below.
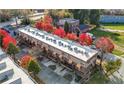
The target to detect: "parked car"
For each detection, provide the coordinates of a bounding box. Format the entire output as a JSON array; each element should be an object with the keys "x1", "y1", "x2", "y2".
[{"x1": 1, "y1": 25, "x2": 17, "y2": 37}]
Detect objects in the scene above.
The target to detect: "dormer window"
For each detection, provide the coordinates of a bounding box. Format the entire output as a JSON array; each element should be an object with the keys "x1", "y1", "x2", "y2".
[
  {"x1": 53, "y1": 40, "x2": 57, "y2": 44},
  {"x1": 41, "y1": 35, "x2": 45, "y2": 39},
  {"x1": 81, "y1": 51, "x2": 84, "y2": 55}
]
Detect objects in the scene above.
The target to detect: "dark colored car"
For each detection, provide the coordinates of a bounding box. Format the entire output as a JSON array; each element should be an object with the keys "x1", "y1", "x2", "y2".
[{"x1": 1, "y1": 25, "x2": 17, "y2": 36}]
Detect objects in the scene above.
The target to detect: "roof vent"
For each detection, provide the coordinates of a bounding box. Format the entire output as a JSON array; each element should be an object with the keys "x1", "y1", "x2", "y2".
[{"x1": 85, "y1": 51, "x2": 89, "y2": 57}]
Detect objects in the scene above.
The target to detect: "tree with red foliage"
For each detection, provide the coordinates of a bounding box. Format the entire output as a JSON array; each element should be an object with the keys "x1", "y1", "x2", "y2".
[
  {"x1": 35, "y1": 15, "x2": 53, "y2": 32},
  {"x1": 53, "y1": 27, "x2": 66, "y2": 38},
  {"x1": 35, "y1": 21, "x2": 53, "y2": 33},
  {"x1": 66, "y1": 33, "x2": 78, "y2": 41},
  {"x1": 35, "y1": 21, "x2": 42, "y2": 30},
  {"x1": 95, "y1": 37, "x2": 114, "y2": 65},
  {"x1": 79, "y1": 33, "x2": 92, "y2": 46},
  {"x1": 0, "y1": 29, "x2": 9, "y2": 47},
  {"x1": 20, "y1": 55, "x2": 33, "y2": 68},
  {"x1": 2, "y1": 35, "x2": 16, "y2": 49},
  {"x1": 0, "y1": 29, "x2": 9, "y2": 37},
  {"x1": 43, "y1": 23, "x2": 53, "y2": 33},
  {"x1": 43, "y1": 15, "x2": 52, "y2": 23}
]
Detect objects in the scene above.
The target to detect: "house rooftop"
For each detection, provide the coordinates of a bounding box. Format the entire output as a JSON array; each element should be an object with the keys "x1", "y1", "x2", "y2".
[
  {"x1": 58, "y1": 18, "x2": 79, "y2": 25},
  {"x1": 79, "y1": 24, "x2": 90, "y2": 31},
  {"x1": 18, "y1": 26, "x2": 98, "y2": 63},
  {"x1": 0, "y1": 48, "x2": 35, "y2": 84}
]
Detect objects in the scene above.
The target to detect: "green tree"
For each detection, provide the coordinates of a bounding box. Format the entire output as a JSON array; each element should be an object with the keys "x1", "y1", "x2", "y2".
[
  {"x1": 89, "y1": 9, "x2": 102, "y2": 26},
  {"x1": 70, "y1": 9, "x2": 90, "y2": 24},
  {"x1": 28, "y1": 60, "x2": 41, "y2": 76},
  {"x1": 104, "y1": 59, "x2": 121, "y2": 75},
  {"x1": 70, "y1": 9, "x2": 102, "y2": 25},
  {"x1": 70, "y1": 9, "x2": 81, "y2": 19},
  {"x1": 21, "y1": 18, "x2": 32, "y2": 25},
  {"x1": 80, "y1": 9, "x2": 90, "y2": 24},
  {"x1": 10, "y1": 10, "x2": 21, "y2": 27},
  {"x1": 0, "y1": 10, "x2": 11, "y2": 22},
  {"x1": 64, "y1": 21, "x2": 70, "y2": 34},
  {"x1": 10, "y1": 9, "x2": 33, "y2": 26},
  {"x1": 0, "y1": 9, "x2": 33, "y2": 26},
  {"x1": 7, "y1": 43, "x2": 19, "y2": 60},
  {"x1": 48, "y1": 9, "x2": 73, "y2": 23}
]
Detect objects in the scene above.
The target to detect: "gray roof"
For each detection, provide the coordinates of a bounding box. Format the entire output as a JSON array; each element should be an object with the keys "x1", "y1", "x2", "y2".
[{"x1": 18, "y1": 26, "x2": 98, "y2": 62}]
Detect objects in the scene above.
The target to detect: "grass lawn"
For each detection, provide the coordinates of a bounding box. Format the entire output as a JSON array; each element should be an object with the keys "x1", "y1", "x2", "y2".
[
  {"x1": 102, "y1": 24, "x2": 124, "y2": 30},
  {"x1": 90, "y1": 28, "x2": 124, "y2": 46},
  {"x1": 112, "y1": 49, "x2": 124, "y2": 56},
  {"x1": 90, "y1": 28, "x2": 124, "y2": 56},
  {"x1": 87, "y1": 71, "x2": 109, "y2": 84}
]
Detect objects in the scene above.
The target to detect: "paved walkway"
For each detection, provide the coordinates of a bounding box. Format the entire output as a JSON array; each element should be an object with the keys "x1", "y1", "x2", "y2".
[
  {"x1": 100, "y1": 27, "x2": 124, "y2": 33},
  {"x1": 37, "y1": 57, "x2": 79, "y2": 84},
  {"x1": 38, "y1": 61, "x2": 70, "y2": 84}
]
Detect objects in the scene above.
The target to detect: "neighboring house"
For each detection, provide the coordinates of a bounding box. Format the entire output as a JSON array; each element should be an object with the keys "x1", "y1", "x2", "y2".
[
  {"x1": 100, "y1": 15, "x2": 124, "y2": 23},
  {"x1": 58, "y1": 18, "x2": 79, "y2": 26},
  {"x1": 0, "y1": 48, "x2": 35, "y2": 84},
  {"x1": 18, "y1": 26, "x2": 98, "y2": 83},
  {"x1": 28, "y1": 12, "x2": 45, "y2": 21},
  {"x1": 58, "y1": 18, "x2": 80, "y2": 32},
  {"x1": 57, "y1": 18, "x2": 92, "y2": 36}
]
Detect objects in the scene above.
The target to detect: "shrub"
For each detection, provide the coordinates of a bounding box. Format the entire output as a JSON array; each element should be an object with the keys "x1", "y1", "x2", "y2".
[
  {"x1": 28, "y1": 60, "x2": 41, "y2": 75},
  {"x1": 104, "y1": 59, "x2": 122, "y2": 75}
]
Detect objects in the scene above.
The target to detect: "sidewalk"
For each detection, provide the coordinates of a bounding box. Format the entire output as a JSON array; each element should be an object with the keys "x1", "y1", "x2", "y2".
[{"x1": 100, "y1": 28, "x2": 124, "y2": 33}]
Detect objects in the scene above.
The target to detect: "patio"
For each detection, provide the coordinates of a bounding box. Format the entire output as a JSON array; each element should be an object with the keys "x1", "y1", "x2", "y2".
[{"x1": 38, "y1": 57, "x2": 80, "y2": 84}]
